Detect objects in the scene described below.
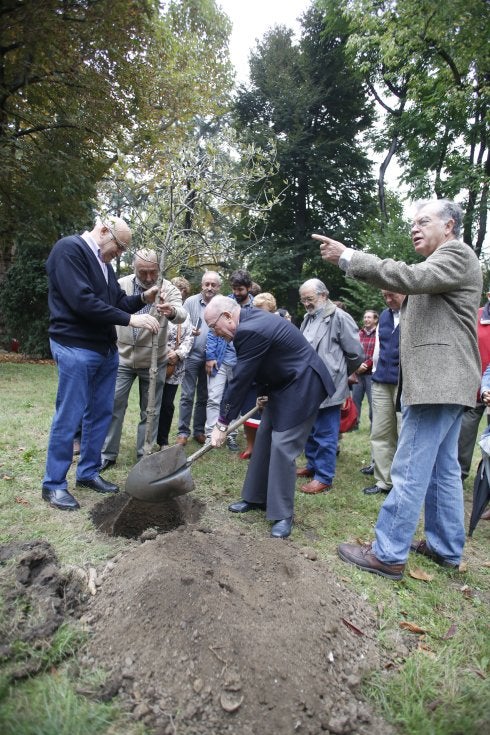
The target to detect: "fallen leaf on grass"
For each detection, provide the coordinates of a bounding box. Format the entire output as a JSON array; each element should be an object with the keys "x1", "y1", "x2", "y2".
[
  {"x1": 341, "y1": 618, "x2": 365, "y2": 636},
  {"x1": 14, "y1": 497, "x2": 30, "y2": 506},
  {"x1": 2, "y1": 475, "x2": 14, "y2": 481},
  {"x1": 409, "y1": 567, "x2": 434, "y2": 582},
  {"x1": 418, "y1": 642, "x2": 435, "y2": 657},
  {"x1": 482, "y1": 561, "x2": 490, "y2": 568},
  {"x1": 471, "y1": 668, "x2": 487, "y2": 680},
  {"x1": 16, "y1": 447, "x2": 26, "y2": 452},
  {"x1": 399, "y1": 621, "x2": 426, "y2": 634},
  {"x1": 460, "y1": 585, "x2": 475, "y2": 599},
  {"x1": 442, "y1": 623, "x2": 457, "y2": 640},
  {"x1": 427, "y1": 698, "x2": 443, "y2": 711}
]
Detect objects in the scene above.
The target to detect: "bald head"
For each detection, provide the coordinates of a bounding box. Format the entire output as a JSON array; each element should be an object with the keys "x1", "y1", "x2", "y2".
[
  {"x1": 133, "y1": 249, "x2": 159, "y2": 288},
  {"x1": 92, "y1": 215, "x2": 132, "y2": 263},
  {"x1": 204, "y1": 295, "x2": 240, "y2": 341}
]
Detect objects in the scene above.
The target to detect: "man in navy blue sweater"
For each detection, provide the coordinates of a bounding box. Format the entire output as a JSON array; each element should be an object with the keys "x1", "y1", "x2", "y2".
[{"x1": 42, "y1": 216, "x2": 162, "y2": 510}]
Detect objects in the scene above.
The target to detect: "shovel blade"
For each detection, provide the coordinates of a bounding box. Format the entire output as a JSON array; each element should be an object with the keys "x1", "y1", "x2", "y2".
[{"x1": 125, "y1": 445, "x2": 195, "y2": 502}]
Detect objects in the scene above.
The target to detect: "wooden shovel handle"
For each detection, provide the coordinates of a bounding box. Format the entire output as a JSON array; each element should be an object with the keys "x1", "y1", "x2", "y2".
[{"x1": 186, "y1": 398, "x2": 267, "y2": 464}]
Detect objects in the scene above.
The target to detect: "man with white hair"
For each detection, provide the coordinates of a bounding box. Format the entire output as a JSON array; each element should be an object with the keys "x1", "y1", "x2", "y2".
[
  {"x1": 100, "y1": 249, "x2": 186, "y2": 470},
  {"x1": 176, "y1": 271, "x2": 222, "y2": 445},
  {"x1": 316, "y1": 199, "x2": 482, "y2": 579},
  {"x1": 204, "y1": 295, "x2": 335, "y2": 538},
  {"x1": 297, "y1": 278, "x2": 364, "y2": 494},
  {"x1": 43, "y1": 216, "x2": 161, "y2": 510}
]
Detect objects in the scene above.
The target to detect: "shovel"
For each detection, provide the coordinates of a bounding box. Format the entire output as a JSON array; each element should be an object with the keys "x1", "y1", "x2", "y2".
[{"x1": 125, "y1": 401, "x2": 264, "y2": 503}]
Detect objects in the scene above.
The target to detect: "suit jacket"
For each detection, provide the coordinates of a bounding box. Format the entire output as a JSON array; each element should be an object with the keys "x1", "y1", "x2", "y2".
[
  {"x1": 346, "y1": 239, "x2": 482, "y2": 407},
  {"x1": 300, "y1": 300, "x2": 364, "y2": 408},
  {"x1": 220, "y1": 309, "x2": 335, "y2": 431}
]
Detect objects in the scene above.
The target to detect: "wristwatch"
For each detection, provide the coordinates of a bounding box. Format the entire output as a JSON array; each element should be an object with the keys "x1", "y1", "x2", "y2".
[{"x1": 216, "y1": 423, "x2": 228, "y2": 432}]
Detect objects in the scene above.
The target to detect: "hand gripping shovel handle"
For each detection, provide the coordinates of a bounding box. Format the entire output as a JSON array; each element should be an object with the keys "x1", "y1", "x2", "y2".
[{"x1": 185, "y1": 398, "x2": 267, "y2": 465}]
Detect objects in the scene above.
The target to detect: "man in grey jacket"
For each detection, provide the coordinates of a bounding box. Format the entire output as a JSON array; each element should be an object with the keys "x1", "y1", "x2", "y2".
[
  {"x1": 100, "y1": 250, "x2": 187, "y2": 469},
  {"x1": 315, "y1": 199, "x2": 482, "y2": 579},
  {"x1": 296, "y1": 279, "x2": 364, "y2": 493}
]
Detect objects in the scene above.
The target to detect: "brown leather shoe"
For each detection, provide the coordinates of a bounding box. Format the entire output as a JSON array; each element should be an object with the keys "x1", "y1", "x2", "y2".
[
  {"x1": 481, "y1": 507, "x2": 490, "y2": 521},
  {"x1": 410, "y1": 539, "x2": 459, "y2": 568},
  {"x1": 175, "y1": 435, "x2": 188, "y2": 446},
  {"x1": 194, "y1": 433, "x2": 206, "y2": 445},
  {"x1": 299, "y1": 479, "x2": 331, "y2": 494},
  {"x1": 338, "y1": 542, "x2": 405, "y2": 580},
  {"x1": 296, "y1": 467, "x2": 314, "y2": 478}
]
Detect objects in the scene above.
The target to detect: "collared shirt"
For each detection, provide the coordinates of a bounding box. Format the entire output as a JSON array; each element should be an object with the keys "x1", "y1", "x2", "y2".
[
  {"x1": 358, "y1": 326, "x2": 377, "y2": 371},
  {"x1": 302, "y1": 307, "x2": 324, "y2": 343},
  {"x1": 81, "y1": 230, "x2": 108, "y2": 282}
]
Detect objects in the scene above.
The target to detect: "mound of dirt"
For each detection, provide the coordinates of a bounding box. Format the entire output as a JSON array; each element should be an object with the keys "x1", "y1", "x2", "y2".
[
  {"x1": 83, "y1": 522, "x2": 394, "y2": 735},
  {"x1": 0, "y1": 540, "x2": 87, "y2": 680}
]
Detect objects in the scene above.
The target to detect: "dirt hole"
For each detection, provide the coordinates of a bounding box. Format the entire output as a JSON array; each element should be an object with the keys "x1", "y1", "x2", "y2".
[{"x1": 90, "y1": 493, "x2": 205, "y2": 539}]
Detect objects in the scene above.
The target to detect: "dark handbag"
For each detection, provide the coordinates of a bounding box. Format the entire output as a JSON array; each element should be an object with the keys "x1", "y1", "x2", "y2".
[{"x1": 339, "y1": 396, "x2": 358, "y2": 433}]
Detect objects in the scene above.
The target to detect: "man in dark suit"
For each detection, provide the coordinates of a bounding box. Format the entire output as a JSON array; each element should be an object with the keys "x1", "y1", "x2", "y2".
[{"x1": 204, "y1": 295, "x2": 335, "y2": 538}]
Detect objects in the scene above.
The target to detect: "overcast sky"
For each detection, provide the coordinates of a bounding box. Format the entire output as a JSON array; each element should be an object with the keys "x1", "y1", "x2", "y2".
[{"x1": 217, "y1": 0, "x2": 311, "y2": 82}]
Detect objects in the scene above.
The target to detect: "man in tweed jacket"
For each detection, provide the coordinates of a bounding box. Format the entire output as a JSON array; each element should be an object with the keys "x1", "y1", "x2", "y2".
[{"x1": 315, "y1": 199, "x2": 482, "y2": 579}]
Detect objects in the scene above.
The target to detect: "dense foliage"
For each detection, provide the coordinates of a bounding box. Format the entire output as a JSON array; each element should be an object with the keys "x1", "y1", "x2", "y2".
[{"x1": 233, "y1": 4, "x2": 376, "y2": 317}]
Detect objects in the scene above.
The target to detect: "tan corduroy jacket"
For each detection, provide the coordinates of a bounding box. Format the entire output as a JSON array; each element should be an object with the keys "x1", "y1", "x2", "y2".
[
  {"x1": 346, "y1": 240, "x2": 482, "y2": 407},
  {"x1": 116, "y1": 275, "x2": 187, "y2": 370}
]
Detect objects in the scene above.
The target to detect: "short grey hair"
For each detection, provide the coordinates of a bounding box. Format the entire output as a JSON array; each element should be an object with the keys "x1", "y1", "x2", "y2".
[
  {"x1": 300, "y1": 278, "x2": 329, "y2": 297},
  {"x1": 202, "y1": 270, "x2": 222, "y2": 286},
  {"x1": 414, "y1": 199, "x2": 463, "y2": 239}
]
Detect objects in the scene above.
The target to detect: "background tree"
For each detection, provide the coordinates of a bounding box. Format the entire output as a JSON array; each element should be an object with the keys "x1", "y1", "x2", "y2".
[
  {"x1": 0, "y1": 0, "x2": 233, "y2": 352},
  {"x1": 232, "y1": 4, "x2": 376, "y2": 318},
  {"x1": 339, "y1": 0, "x2": 490, "y2": 253}
]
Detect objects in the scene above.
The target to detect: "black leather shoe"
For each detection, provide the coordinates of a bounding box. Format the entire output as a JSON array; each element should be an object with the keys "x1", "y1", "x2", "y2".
[
  {"x1": 77, "y1": 475, "x2": 119, "y2": 494},
  {"x1": 363, "y1": 484, "x2": 387, "y2": 495},
  {"x1": 271, "y1": 517, "x2": 293, "y2": 538},
  {"x1": 100, "y1": 458, "x2": 116, "y2": 472},
  {"x1": 228, "y1": 500, "x2": 266, "y2": 513},
  {"x1": 360, "y1": 463, "x2": 375, "y2": 475},
  {"x1": 42, "y1": 487, "x2": 80, "y2": 511}
]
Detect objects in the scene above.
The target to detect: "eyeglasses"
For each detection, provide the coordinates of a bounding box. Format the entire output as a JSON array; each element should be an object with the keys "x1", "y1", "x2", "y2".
[
  {"x1": 208, "y1": 312, "x2": 225, "y2": 330},
  {"x1": 104, "y1": 222, "x2": 127, "y2": 253},
  {"x1": 300, "y1": 295, "x2": 318, "y2": 305}
]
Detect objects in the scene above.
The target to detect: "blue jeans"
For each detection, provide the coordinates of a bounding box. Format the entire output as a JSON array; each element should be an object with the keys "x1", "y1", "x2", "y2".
[
  {"x1": 43, "y1": 340, "x2": 119, "y2": 490},
  {"x1": 304, "y1": 405, "x2": 341, "y2": 484},
  {"x1": 352, "y1": 374, "x2": 373, "y2": 426},
  {"x1": 373, "y1": 403, "x2": 465, "y2": 566}
]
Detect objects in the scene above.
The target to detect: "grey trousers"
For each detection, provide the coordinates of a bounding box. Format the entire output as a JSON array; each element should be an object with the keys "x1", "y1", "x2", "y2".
[
  {"x1": 177, "y1": 355, "x2": 207, "y2": 437},
  {"x1": 241, "y1": 406, "x2": 318, "y2": 521},
  {"x1": 102, "y1": 363, "x2": 164, "y2": 460}
]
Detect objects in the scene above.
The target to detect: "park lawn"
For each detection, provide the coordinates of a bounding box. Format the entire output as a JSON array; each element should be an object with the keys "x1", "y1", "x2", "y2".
[{"x1": 0, "y1": 361, "x2": 489, "y2": 735}]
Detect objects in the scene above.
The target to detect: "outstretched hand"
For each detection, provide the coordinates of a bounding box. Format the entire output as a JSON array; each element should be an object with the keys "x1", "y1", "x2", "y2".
[{"x1": 312, "y1": 233, "x2": 347, "y2": 265}]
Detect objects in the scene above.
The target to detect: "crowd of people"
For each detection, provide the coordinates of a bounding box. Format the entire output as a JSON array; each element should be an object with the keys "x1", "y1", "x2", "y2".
[{"x1": 42, "y1": 198, "x2": 488, "y2": 576}]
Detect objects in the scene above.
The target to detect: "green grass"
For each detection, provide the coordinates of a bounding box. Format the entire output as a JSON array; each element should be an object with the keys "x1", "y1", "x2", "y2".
[{"x1": 0, "y1": 362, "x2": 489, "y2": 734}]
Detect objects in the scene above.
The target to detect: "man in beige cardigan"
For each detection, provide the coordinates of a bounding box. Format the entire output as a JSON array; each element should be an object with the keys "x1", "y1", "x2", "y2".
[
  {"x1": 100, "y1": 250, "x2": 186, "y2": 469},
  {"x1": 315, "y1": 199, "x2": 482, "y2": 579}
]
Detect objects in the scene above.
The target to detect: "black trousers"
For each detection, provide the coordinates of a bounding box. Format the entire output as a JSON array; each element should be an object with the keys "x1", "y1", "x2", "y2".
[{"x1": 157, "y1": 382, "x2": 179, "y2": 446}]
